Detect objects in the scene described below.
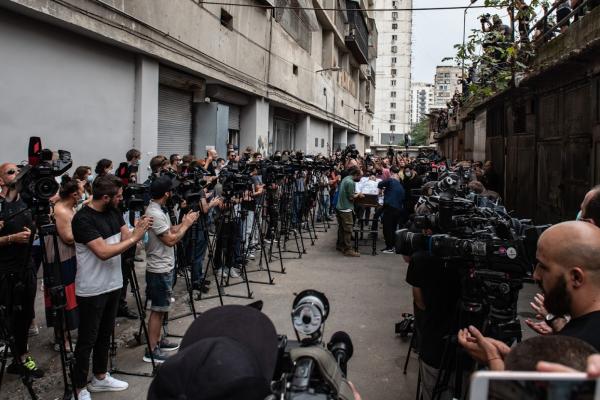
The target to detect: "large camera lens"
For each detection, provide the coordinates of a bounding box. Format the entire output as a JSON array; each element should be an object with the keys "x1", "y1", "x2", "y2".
[
  {"x1": 33, "y1": 176, "x2": 59, "y2": 200},
  {"x1": 395, "y1": 229, "x2": 430, "y2": 256}
]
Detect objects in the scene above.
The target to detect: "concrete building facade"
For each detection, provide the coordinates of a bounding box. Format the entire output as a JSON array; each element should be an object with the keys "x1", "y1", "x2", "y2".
[
  {"x1": 433, "y1": 65, "x2": 461, "y2": 109},
  {"x1": 0, "y1": 0, "x2": 377, "y2": 179},
  {"x1": 373, "y1": 0, "x2": 412, "y2": 146},
  {"x1": 409, "y1": 82, "x2": 434, "y2": 126}
]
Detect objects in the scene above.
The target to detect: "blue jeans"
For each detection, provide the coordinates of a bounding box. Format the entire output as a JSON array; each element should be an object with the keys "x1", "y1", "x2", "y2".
[
  {"x1": 293, "y1": 192, "x2": 305, "y2": 225},
  {"x1": 191, "y1": 227, "x2": 208, "y2": 284},
  {"x1": 146, "y1": 271, "x2": 173, "y2": 312}
]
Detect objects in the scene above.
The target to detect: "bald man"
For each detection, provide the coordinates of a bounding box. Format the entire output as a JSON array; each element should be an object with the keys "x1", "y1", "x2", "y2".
[
  {"x1": 0, "y1": 162, "x2": 44, "y2": 378},
  {"x1": 532, "y1": 221, "x2": 600, "y2": 350},
  {"x1": 579, "y1": 185, "x2": 600, "y2": 226}
]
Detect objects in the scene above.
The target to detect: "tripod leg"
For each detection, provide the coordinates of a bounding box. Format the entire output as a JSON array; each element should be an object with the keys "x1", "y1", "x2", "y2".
[{"x1": 403, "y1": 333, "x2": 415, "y2": 374}]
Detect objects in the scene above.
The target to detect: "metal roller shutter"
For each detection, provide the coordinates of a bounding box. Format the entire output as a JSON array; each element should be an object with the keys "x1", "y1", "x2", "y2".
[
  {"x1": 158, "y1": 85, "x2": 192, "y2": 156},
  {"x1": 228, "y1": 104, "x2": 240, "y2": 130}
]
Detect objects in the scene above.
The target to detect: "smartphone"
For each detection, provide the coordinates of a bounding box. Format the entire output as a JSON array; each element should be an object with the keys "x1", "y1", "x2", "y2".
[{"x1": 470, "y1": 371, "x2": 600, "y2": 400}]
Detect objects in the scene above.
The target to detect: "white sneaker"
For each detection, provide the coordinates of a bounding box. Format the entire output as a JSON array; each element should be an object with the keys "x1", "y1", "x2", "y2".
[
  {"x1": 87, "y1": 373, "x2": 128, "y2": 392},
  {"x1": 228, "y1": 267, "x2": 241, "y2": 278},
  {"x1": 72, "y1": 388, "x2": 91, "y2": 400},
  {"x1": 216, "y1": 268, "x2": 228, "y2": 279}
]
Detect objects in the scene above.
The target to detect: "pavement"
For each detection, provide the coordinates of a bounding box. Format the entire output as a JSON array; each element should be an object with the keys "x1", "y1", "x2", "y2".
[{"x1": 1, "y1": 223, "x2": 538, "y2": 400}]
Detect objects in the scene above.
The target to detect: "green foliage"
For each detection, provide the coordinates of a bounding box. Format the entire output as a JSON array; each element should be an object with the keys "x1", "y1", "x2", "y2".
[
  {"x1": 410, "y1": 118, "x2": 430, "y2": 146},
  {"x1": 445, "y1": 0, "x2": 547, "y2": 101}
]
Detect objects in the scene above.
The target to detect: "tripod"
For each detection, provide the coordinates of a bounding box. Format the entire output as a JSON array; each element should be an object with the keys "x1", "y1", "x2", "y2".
[
  {"x1": 109, "y1": 210, "x2": 157, "y2": 377},
  {"x1": 0, "y1": 298, "x2": 38, "y2": 400}
]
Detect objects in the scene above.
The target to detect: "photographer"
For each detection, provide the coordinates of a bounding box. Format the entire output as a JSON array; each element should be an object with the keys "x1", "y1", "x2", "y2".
[
  {"x1": 378, "y1": 166, "x2": 405, "y2": 254},
  {"x1": 458, "y1": 221, "x2": 600, "y2": 374},
  {"x1": 71, "y1": 175, "x2": 151, "y2": 400},
  {"x1": 143, "y1": 176, "x2": 199, "y2": 363},
  {"x1": 0, "y1": 162, "x2": 44, "y2": 378},
  {"x1": 335, "y1": 166, "x2": 363, "y2": 257},
  {"x1": 147, "y1": 305, "x2": 363, "y2": 400},
  {"x1": 169, "y1": 154, "x2": 182, "y2": 173},
  {"x1": 405, "y1": 206, "x2": 461, "y2": 400}
]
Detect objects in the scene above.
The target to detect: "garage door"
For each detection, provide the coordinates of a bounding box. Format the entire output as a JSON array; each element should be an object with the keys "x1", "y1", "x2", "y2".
[{"x1": 158, "y1": 85, "x2": 192, "y2": 156}]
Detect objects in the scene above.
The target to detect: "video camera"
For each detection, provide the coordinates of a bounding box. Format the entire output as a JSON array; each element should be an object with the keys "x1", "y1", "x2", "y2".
[
  {"x1": 272, "y1": 290, "x2": 356, "y2": 400},
  {"x1": 341, "y1": 144, "x2": 359, "y2": 162},
  {"x1": 12, "y1": 137, "x2": 73, "y2": 209}
]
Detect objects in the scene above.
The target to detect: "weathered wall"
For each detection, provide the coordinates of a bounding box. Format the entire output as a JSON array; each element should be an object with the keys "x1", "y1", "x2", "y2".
[{"x1": 0, "y1": 9, "x2": 135, "y2": 170}]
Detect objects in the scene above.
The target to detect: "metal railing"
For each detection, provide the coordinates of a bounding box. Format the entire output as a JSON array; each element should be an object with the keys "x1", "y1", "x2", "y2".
[{"x1": 528, "y1": 0, "x2": 596, "y2": 44}]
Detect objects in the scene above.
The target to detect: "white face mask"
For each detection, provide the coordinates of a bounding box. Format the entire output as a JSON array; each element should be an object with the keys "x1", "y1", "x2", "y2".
[
  {"x1": 87, "y1": 175, "x2": 94, "y2": 183},
  {"x1": 108, "y1": 169, "x2": 114, "y2": 175}
]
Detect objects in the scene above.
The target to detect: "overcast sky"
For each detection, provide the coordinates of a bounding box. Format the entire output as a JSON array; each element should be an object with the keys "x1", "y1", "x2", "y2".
[{"x1": 411, "y1": 0, "x2": 504, "y2": 83}]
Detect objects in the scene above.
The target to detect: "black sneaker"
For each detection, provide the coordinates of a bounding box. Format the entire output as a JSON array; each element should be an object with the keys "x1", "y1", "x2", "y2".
[
  {"x1": 143, "y1": 347, "x2": 168, "y2": 364},
  {"x1": 192, "y1": 282, "x2": 210, "y2": 294},
  {"x1": 117, "y1": 307, "x2": 138, "y2": 320},
  {"x1": 159, "y1": 339, "x2": 180, "y2": 352},
  {"x1": 7, "y1": 356, "x2": 45, "y2": 379}
]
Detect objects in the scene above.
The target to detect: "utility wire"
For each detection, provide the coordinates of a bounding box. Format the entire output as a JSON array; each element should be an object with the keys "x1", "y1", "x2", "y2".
[{"x1": 198, "y1": 1, "x2": 499, "y2": 12}]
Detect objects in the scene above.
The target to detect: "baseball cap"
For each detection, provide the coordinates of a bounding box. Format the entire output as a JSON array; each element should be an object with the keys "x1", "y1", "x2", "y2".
[
  {"x1": 150, "y1": 175, "x2": 178, "y2": 198},
  {"x1": 147, "y1": 305, "x2": 279, "y2": 400}
]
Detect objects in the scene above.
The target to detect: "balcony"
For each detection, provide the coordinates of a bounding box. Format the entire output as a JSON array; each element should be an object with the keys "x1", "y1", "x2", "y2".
[{"x1": 344, "y1": 1, "x2": 369, "y2": 64}]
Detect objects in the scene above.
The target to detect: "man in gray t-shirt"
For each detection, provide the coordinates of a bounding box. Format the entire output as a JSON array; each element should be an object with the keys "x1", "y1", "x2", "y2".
[{"x1": 144, "y1": 176, "x2": 198, "y2": 363}]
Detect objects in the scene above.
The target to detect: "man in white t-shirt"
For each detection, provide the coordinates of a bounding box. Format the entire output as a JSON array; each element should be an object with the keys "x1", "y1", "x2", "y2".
[{"x1": 143, "y1": 176, "x2": 198, "y2": 363}]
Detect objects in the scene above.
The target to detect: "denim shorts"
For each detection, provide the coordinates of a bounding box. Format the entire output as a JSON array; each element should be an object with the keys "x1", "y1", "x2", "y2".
[{"x1": 146, "y1": 271, "x2": 173, "y2": 312}]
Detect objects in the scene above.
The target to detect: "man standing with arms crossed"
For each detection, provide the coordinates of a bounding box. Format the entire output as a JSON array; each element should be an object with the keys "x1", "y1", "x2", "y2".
[{"x1": 71, "y1": 175, "x2": 151, "y2": 400}]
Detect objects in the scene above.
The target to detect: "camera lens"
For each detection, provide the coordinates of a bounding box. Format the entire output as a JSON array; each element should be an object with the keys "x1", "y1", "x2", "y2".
[{"x1": 34, "y1": 177, "x2": 59, "y2": 200}]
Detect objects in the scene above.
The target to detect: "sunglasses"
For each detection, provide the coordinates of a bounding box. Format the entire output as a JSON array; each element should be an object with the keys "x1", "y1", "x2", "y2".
[{"x1": 6, "y1": 169, "x2": 17, "y2": 175}]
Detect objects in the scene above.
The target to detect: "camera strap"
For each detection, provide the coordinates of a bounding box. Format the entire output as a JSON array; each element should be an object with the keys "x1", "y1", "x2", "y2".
[{"x1": 290, "y1": 347, "x2": 355, "y2": 400}]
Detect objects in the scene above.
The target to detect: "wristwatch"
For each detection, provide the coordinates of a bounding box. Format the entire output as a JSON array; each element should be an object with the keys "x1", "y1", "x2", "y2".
[{"x1": 545, "y1": 313, "x2": 559, "y2": 324}]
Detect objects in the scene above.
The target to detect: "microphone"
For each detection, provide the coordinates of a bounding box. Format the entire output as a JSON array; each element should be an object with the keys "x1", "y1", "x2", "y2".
[{"x1": 327, "y1": 331, "x2": 353, "y2": 376}]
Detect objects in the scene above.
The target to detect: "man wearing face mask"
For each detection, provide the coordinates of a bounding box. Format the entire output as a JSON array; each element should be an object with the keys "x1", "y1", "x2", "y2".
[
  {"x1": 71, "y1": 175, "x2": 151, "y2": 400},
  {"x1": 402, "y1": 165, "x2": 422, "y2": 214},
  {"x1": 143, "y1": 176, "x2": 199, "y2": 363}
]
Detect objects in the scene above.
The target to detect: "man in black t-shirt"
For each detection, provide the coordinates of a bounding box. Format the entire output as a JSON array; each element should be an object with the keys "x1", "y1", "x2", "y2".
[
  {"x1": 70, "y1": 176, "x2": 150, "y2": 400},
  {"x1": 406, "y1": 251, "x2": 461, "y2": 399},
  {"x1": 0, "y1": 162, "x2": 44, "y2": 378},
  {"x1": 459, "y1": 222, "x2": 600, "y2": 372}
]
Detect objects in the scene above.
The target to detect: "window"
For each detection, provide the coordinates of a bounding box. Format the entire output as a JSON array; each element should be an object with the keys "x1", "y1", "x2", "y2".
[
  {"x1": 391, "y1": 46, "x2": 397, "y2": 53},
  {"x1": 390, "y1": 91, "x2": 396, "y2": 97},
  {"x1": 390, "y1": 125, "x2": 396, "y2": 131},
  {"x1": 392, "y1": 35, "x2": 397, "y2": 41},
  {"x1": 321, "y1": 138, "x2": 325, "y2": 148},
  {"x1": 392, "y1": 11, "x2": 398, "y2": 20},
  {"x1": 391, "y1": 80, "x2": 396, "y2": 86},
  {"x1": 390, "y1": 113, "x2": 396, "y2": 120},
  {"x1": 220, "y1": 8, "x2": 233, "y2": 30},
  {"x1": 391, "y1": 57, "x2": 397, "y2": 64},
  {"x1": 315, "y1": 138, "x2": 319, "y2": 147},
  {"x1": 391, "y1": 69, "x2": 397, "y2": 76},
  {"x1": 293, "y1": 64, "x2": 299, "y2": 75},
  {"x1": 390, "y1": 102, "x2": 396, "y2": 108},
  {"x1": 392, "y1": 0, "x2": 398, "y2": 8},
  {"x1": 392, "y1": 23, "x2": 398, "y2": 29}
]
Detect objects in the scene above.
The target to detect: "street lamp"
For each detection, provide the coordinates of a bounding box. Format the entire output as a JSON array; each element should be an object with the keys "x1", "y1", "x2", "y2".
[{"x1": 462, "y1": 0, "x2": 479, "y2": 82}]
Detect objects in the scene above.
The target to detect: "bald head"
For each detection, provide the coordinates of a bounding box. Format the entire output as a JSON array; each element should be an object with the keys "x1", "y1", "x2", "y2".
[{"x1": 538, "y1": 221, "x2": 600, "y2": 277}]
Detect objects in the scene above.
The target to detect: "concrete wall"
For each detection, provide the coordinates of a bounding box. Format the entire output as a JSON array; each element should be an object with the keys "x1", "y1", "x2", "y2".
[
  {"x1": 0, "y1": 9, "x2": 135, "y2": 171},
  {"x1": 306, "y1": 118, "x2": 330, "y2": 154},
  {"x1": 240, "y1": 97, "x2": 270, "y2": 154}
]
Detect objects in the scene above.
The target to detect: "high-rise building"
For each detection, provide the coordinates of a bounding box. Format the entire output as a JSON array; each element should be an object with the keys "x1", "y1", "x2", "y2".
[
  {"x1": 374, "y1": 0, "x2": 413, "y2": 146},
  {"x1": 433, "y1": 65, "x2": 462, "y2": 109},
  {"x1": 410, "y1": 82, "x2": 435, "y2": 126}
]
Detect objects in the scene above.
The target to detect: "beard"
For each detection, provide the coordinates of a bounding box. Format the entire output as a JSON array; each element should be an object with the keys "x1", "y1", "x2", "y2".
[{"x1": 540, "y1": 275, "x2": 572, "y2": 317}]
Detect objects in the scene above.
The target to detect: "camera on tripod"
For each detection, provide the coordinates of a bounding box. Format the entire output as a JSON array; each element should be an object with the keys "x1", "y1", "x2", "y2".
[
  {"x1": 121, "y1": 183, "x2": 149, "y2": 213},
  {"x1": 271, "y1": 290, "x2": 355, "y2": 400},
  {"x1": 12, "y1": 137, "x2": 72, "y2": 207}
]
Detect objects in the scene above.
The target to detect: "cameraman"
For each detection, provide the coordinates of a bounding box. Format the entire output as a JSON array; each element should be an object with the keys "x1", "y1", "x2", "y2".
[
  {"x1": 71, "y1": 175, "x2": 151, "y2": 400},
  {"x1": 0, "y1": 162, "x2": 44, "y2": 378},
  {"x1": 405, "y1": 206, "x2": 461, "y2": 400},
  {"x1": 143, "y1": 176, "x2": 199, "y2": 363}
]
